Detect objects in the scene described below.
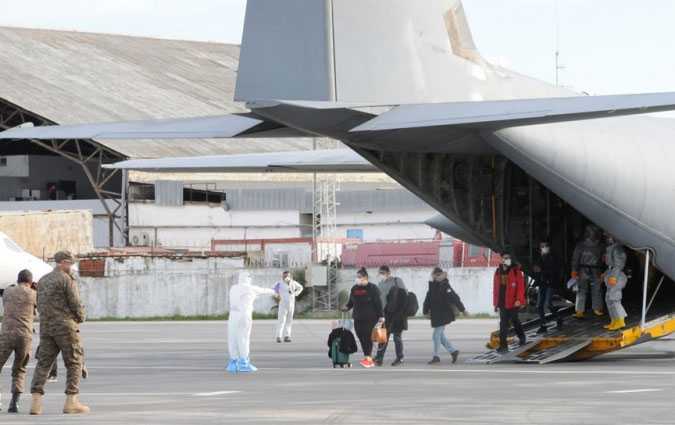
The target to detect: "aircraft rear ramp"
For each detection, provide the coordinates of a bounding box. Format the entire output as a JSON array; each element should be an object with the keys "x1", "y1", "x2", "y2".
[{"x1": 470, "y1": 307, "x2": 675, "y2": 364}]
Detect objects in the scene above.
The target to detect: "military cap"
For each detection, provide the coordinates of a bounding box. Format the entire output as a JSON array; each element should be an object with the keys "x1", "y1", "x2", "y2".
[{"x1": 54, "y1": 250, "x2": 75, "y2": 263}]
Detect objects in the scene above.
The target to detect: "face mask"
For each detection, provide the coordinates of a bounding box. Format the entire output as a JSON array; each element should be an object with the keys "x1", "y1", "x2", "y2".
[
  {"x1": 284, "y1": 277, "x2": 291, "y2": 283},
  {"x1": 503, "y1": 259, "x2": 512, "y2": 267},
  {"x1": 378, "y1": 274, "x2": 386, "y2": 281},
  {"x1": 541, "y1": 247, "x2": 550, "y2": 255},
  {"x1": 607, "y1": 238, "x2": 615, "y2": 245}
]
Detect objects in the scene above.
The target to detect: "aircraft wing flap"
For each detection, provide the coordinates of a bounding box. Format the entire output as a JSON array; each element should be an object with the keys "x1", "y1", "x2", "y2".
[
  {"x1": 104, "y1": 149, "x2": 377, "y2": 173},
  {"x1": 351, "y1": 92, "x2": 675, "y2": 132},
  {"x1": 0, "y1": 114, "x2": 274, "y2": 140}
]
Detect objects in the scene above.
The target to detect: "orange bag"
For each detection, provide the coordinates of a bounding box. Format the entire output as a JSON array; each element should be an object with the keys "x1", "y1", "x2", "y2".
[{"x1": 371, "y1": 325, "x2": 388, "y2": 344}]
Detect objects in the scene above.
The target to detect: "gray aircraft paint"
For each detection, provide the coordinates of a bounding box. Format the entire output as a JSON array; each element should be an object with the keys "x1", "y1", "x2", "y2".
[
  {"x1": 107, "y1": 149, "x2": 376, "y2": 173},
  {"x1": 235, "y1": 0, "x2": 336, "y2": 102},
  {"x1": 486, "y1": 117, "x2": 675, "y2": 279}
]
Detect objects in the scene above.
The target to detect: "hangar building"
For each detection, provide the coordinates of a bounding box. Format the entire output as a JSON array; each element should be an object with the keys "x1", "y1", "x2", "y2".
[{"x1": 0, "y1": 27, "x2": 439, "y2": 255}]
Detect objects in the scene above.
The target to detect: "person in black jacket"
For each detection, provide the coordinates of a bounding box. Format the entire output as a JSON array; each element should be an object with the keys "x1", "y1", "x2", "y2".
[
  {"x1": 532, "y1": 241, "x2": 563, "y2": 334},
  {"x1": 423, "y1": 267, "x2": 466, "y2": 365},
  {"x1": 342, "y1": 268, "x2": 383, "y2": 368},
  {"x1": 374, "y1": 266, "x2": 408, "y2": 367}
]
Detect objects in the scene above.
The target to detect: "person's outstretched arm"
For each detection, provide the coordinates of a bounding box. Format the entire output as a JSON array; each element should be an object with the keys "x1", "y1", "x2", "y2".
[{"x1": 252, "y1": 285, "x2": 277, "y2": 297}]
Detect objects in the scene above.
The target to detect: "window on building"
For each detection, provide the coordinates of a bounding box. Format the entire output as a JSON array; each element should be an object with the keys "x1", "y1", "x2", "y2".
[
  {"x1": 0, "y1": 157, "x2": 7, "y2": 167},
  {"x1": 468, "y1": 244, "x2": 481, "y2": 257}
]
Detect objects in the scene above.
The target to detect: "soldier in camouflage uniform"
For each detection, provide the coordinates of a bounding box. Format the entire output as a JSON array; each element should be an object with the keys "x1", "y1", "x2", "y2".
[
  {"x1": 29, "y1": 251, "x2": 89, "y2": 415},
  {"x1": 0, "y1": 269, "x2": 37, "y2": 413}
]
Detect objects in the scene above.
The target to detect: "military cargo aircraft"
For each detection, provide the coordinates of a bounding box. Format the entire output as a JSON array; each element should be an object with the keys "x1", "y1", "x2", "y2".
[{"x1": 1, "y1": 0, "x2": 674, "y2": 362}]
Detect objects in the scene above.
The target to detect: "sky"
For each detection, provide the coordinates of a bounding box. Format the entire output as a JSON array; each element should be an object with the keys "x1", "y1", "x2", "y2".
[{"x1": 1, "y1": 0, "x2": 674, "y2": 95}]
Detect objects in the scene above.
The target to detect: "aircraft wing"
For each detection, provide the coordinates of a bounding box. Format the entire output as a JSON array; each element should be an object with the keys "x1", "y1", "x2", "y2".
[
  {"x1": 424, "y1": 214, "x2": 485, "y2": 247},
  {"x1": 104, "y1": 149, "x2": 377, "y2": 173},
  {"x1": 0, "y1": 114, "x2": 308, "y2": 140},
  {"x1": 350, "y1": 92, "x2": 675, "y2": 131}
]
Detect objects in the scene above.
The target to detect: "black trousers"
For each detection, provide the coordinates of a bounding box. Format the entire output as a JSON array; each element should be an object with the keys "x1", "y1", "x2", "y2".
[
  {"x1": 376, "y1": 331, "x2": 404, "y2": 361},
  {"x1": 499, "y1": 308, "x2": 526, "y2": 349},
  {"x1": 354, "y1": 318, "x2": 378, "y2": 357},
  {"x1": 537, "y1": 286, "x2": 559, "y2": 323}
]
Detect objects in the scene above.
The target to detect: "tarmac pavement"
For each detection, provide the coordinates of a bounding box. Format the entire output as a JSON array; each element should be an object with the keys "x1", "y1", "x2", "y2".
[{"x1": 2, "y1": 319, "x2": 674, "y2": 424}]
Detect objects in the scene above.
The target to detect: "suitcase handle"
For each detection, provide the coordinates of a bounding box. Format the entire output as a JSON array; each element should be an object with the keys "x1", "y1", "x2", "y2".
[{"x1": 340, "y1": 311, "x2": 350, "y2": 328}]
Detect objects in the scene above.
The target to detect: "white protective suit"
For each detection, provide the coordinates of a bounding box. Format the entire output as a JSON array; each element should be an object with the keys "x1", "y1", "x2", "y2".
[
  {"x1": 227, "y1": 271, "x2": 275, "y2": 370},
  {"x1": 274, "y1": 278, "x2": 304, "y2": 339},
  {"x1": 604, "y1": 243, "x2": 628, "y2": 321}
]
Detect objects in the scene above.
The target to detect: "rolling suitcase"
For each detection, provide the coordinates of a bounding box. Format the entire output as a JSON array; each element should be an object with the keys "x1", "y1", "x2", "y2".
[{"x1": 329, "y1": 313, "x2": 354, "y2": 368}]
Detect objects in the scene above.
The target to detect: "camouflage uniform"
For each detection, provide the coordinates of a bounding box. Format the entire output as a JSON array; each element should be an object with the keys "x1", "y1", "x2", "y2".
[
  {"x1": 30, "y1": 268, "x2": 86, "y2": 395},
  {"x1": 0, "y1": 284, "x2": 36, "y2": 394}
]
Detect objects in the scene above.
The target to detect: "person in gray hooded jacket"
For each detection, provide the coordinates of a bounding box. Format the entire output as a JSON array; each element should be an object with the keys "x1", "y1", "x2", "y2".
[{"x1": 374, "y1": 266, "x2": 407, "y2": 367}]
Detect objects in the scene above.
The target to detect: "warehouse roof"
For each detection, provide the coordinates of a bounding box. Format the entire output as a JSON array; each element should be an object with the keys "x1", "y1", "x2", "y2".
[{"x1": 0, "y1": 26, "x2": 316, "y2": 158}]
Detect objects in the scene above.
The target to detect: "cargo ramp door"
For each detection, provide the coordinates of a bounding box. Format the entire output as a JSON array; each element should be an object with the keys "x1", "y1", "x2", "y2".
[{"x1": 469, "y1": 307, "x2": 675, "y2": 364}]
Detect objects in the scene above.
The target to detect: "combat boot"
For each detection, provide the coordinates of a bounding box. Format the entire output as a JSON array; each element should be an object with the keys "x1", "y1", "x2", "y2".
[
  {"x1": 604, "y1": 320, "x2": 616, "y2": 330},
  {"x1": 7, "y1": 392, "x2": 20, "y2": 413},
  {"x1": 63, "y1": 394, "x2": 90, "y2": 414},
  {"x1": 593, "y1": 309, "x2": 605, "y2": 317},
  {"x1": 574, "y1": 311, "x2": 585, "y2": 319},
  {"x1": 29, "y1": 393, "x2": 42, "y2": 415}
]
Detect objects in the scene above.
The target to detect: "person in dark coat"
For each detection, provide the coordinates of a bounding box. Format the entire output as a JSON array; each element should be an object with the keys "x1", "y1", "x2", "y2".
[
  {"x1": 374, "y1": 266, "x2": 408, "y2": 367},
  {"x1": 493, "y1": 253, "x2": 527, "y2": 354},
  {"x1": 532, "y1": 241, "x2": 563, "y2": 334},
  {"x1": 423, "y1": 267, "x2": 466, "y2": 365},
  {"x1": 342, "y1": 268, "x2": 383, "y2": 368}
]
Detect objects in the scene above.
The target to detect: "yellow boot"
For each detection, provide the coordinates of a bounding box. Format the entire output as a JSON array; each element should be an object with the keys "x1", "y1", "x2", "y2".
[
  {"x1": 29, "y1": 393, "x2": 43, "y2": 415},
  {"x1": 63, "y1": 394, "x2": 90, "y2": 414},
  {"x1": 593, "y1": 309, "x2": 605, "y2": 317},
  {"x1": 575, "y1": 311, "x2": 585, "y2": 319},
  {"x1": 609, "y1": 317, "x2": 626, "y2": 331},
  {"x1": 603, "y1": 319, "x2": 616, "y2": 330}
]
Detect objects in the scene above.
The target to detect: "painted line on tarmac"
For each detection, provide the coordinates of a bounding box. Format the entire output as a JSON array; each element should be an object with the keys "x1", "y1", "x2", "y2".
[
  {"x1": 194, "y1": 391, "x2": 241, "y2": 397},
  {"x1": 84, "y1": 393, "x2": 200, "y2": 396},
  {"x1": 81, "y1": 391, "x2": 241, "y2": 397},
  {"x1": 263, "y1": 367, "x2": 675, "y2": 376},
  {"x1": 606, "y1": 388, "x2": 663, "y2": 394},
  {"x1": 27, "y1": 366, "x2": 675, "y2": 376}
]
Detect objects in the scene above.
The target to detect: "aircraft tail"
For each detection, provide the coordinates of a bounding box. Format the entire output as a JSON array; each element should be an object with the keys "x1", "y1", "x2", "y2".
[{"x1": 235, "y1": 0, "x2": 487, "y2": 104}]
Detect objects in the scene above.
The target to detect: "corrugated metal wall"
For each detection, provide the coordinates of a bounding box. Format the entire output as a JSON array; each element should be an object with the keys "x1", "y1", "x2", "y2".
[
  {"x1": 223, "y1": 187, "x2": 430, "y2": 213},
  {"x1": 155, "y1": 181, "x2": 184, "y2": 206}
]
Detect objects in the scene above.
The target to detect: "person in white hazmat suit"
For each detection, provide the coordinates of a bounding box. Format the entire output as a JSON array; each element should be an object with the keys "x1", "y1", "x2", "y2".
[
  {"x1": 603, "y1": 235, "x2": 629, "y2": 331},
  {"x1": 227, "y1": 271, "x2": 276, "y2": 373},
  {"x1": 274, "y1": 271, "x2": 304, "y2": 343}
]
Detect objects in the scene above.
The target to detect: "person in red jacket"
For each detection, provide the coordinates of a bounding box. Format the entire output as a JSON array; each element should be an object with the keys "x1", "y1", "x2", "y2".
[{"x1": 493, "y1": 254, "x2": 527, "y2": 354}]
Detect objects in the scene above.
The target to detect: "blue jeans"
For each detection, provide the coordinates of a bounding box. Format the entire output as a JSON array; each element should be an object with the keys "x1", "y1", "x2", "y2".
[{"x1": 432, "y1": 326, "x2": 457, "y2": 357}]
